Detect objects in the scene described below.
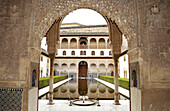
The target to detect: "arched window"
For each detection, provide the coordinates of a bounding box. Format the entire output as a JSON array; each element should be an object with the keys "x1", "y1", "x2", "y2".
[
  {"x1": 100, "y1": 51, "x2": 104, "y2": 55},
  {"x1": 71, "y1": 51, "x2": 75, "y2": 55},
  {"x1": 61, "y1": 38, "x2": 68, "y2": 49},
  {"x1": 63, "y1": 51, "x2": 66, "y2": 55},
  {"x1": 91, "y1": 51, "x2": 95, "y2": 55},
  {"x1": 98, "y1": 38, "x2": 106, "y2": 49}
]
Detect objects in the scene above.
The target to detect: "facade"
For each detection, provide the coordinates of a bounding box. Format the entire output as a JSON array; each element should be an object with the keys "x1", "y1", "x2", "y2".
[
  {"x1": 40, "y1": 38, "x2": 50, "y2": 77},
  {"x1": 53, "y1": 24, "x2": 129, "y2": 79}
]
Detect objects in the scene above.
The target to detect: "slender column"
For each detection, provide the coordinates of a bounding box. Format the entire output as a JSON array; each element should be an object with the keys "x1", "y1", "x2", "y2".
[
  {"x1": 68, "y1": 39, "x2": 70, "y2": 49},
  {"x1": 77, "y1": 38, "x2": 79, "y2": 49},
  {"x1": 106, "y1": 39, "x2": 108, "y2": 49},
  {"x1": 97, "y1": 39, "x2": 99, "y2": 49},
  {"x1": 114, "y1": 58, "x2": 120, "y2": 105},
  {"x1": 48, "y1": 53, "x2": 55, "y2": 105}
]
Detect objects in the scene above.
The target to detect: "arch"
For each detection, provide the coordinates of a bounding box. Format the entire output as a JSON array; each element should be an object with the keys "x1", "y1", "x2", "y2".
[
  {"x1": 37, "y1": 5, "x2": 134, "y2": 45},
  {"x1": 54, "y1": 63, "x2": 60, "y2": 70},
  {"x1": 98, "y1": 38, "x2": 106, "y2": 49},
  {"x1": 70, "y1": 63, "x2": 76, "y2": 71},
  {"x1": 90, "y1": 63, "x2": 97, "y2": 71},
  {"x1": 79, "y1": 37, "x2": 88, "y2": 49},
  {"x1": 61, "y1": 63, "x2": 68, "y2": 71},
  {"x1": 108, "y1": 63, "x2": 114, "y2": 71},
  {"x1": 70, "y1": 38, "x2": 77, "y2": 49},
  {"x1": 61, "y1": 38, "x2": 68, "y2": 49},
  {"x1": 90, "y1": 38, "x2": 97, "y2": 49},
  {"x1": 99, "y1": 63, "x2": 105, "y2": 71}
]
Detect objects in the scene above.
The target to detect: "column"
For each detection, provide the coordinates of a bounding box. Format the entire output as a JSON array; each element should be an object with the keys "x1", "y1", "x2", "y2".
[
  {"x1": 114, "y1": 57, "x2": 120, "y2": 105},
  {"x1": 106, "y1": 39, "x2": 108, "y2": 49},
  {"x1": 97, "y1": 39, "x2": 99, "y2": 49},
  {"x1": 77, "y1": 38, "x2": 79, "y2": 49},
  {"x1": 88, "y1": 38, "x2": 90, "y2": 49},
  {"x1": 68, "y1": 39, "x2": 70, "y2": 49},
  {"x1": 48, "y1": 53, "x2": 55, "y2": 105}
]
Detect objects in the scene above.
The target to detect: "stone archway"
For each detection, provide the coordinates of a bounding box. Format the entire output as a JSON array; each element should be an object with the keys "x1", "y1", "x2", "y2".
[{"x1": 1, "y1": 1, "x2": 169, "y2": 111}]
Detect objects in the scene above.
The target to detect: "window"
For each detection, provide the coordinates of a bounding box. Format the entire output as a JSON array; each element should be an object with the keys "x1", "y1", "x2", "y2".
[
  {"x1": 41, "y1": 56, "x2": 43, "y2": 61},
  {"x1": 100, "y1": 51, "x2": 104, "y2": 55},
  {"x1": 91, "y1": 51, "x2": 95, "y2": 55},
  {"x1": 80, "y1": 51, "x2": 83, "y2": 55},
  {"x1": 63, "y1": 51, "x2": 66, "y2": 55},
  {"x1": 109, "y1": 51, "x2": 112, "y2": 55},
  {"x1": 84, "y1": 51, "x2": 86, "y2": 55},
  {"x1": 124, "y1": 56, "x2": 126, "y2": 61},
  {"x1": 80, "y1": 51, "x2": 86, "y2": 55},
  {"x1": 71, "y1": 51, "x2": 75, "y2": 55},
  {"x1": 47, "y1": 59, "x2": 49, "y2": 63}
]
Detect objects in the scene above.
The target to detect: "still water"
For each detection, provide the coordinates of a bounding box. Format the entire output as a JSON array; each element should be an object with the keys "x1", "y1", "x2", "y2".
[{"x1": 52, "y1": 78, "x2": 114, "y2": 99}]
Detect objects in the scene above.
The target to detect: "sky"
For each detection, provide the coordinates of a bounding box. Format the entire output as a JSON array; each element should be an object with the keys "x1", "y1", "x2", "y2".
[{"x1": 62, "y1": 9, "x2": 107, "y2": 25}]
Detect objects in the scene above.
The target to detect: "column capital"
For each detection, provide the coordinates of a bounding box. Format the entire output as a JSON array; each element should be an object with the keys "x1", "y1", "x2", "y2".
[{"x1": 49, "y1": 53, "x2": 56, "y2": 59}]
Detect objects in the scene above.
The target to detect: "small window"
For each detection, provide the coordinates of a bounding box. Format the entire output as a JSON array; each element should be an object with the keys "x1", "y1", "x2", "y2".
[
  {"x1": 47, "y1": 59, "x2": 49, "y2": 63},
  {"x1": 109, "y1": 51, "x2": 112, "y2": 55},
  {"x1": 63, "y1": 51, "x2": 66, "y2": 55},
  {"x1": 80, "y1": 51, "x2": 83, "y2": 55},
  {"x1": 47, "y1": 69, "x2": 49, "y2": 73},
  {"x1": 91, "y1": 51, "x2": 95, "y2": 55},
  {"x1": 100, "y1": 51, "x2": 104, "y2": 55},
  {"x1": 124, "y1": 56, "x2": 126, "y2": 61},
  {"x1": 71, "y1": 51, "x2": 75, "y2": 55},
  {"x1": 41, "y1": 56, "x2": 43, "y2": 61},
  {"x1": 84, "y1": 51, "x2": 86, "y2": 55}
]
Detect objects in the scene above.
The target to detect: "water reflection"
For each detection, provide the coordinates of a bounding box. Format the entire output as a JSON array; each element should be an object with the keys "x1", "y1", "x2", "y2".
[{"x1": 53, "y1": 78, "x2": 114, "y2": 99}]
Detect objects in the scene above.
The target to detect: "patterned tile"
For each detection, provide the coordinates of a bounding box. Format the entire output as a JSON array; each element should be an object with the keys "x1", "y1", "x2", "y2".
[{"x1": 0, "y1": 88, "x2": 23, "y2": 111}]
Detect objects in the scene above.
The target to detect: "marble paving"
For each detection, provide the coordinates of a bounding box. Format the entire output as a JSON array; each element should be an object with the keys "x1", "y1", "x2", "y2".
[{"x1": 39, "y1": 100, "x2": 129, "y2": 111}]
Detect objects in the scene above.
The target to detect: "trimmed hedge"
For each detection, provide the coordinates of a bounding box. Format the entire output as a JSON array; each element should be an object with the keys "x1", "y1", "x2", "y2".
[
  {"x1": 98, "y1": 75, "x2": 129, "y2": 90},
  {"x1": 39, "y1": 75, "x2": 68, "y2": 89}
]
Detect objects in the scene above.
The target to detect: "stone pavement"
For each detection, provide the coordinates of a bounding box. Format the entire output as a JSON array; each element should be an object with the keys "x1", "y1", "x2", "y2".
[{"x1": 39, "y1": 100, "x2": 129, "y2": 111}]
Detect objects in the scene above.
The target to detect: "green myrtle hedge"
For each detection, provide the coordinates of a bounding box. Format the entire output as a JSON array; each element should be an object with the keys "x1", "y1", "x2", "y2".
[
  {"x1": 98, "y1": 75, "x2": 129, "y2": 90},
  {"x1": 39, "y1": 75, "x2": 68, "y2": 89}
]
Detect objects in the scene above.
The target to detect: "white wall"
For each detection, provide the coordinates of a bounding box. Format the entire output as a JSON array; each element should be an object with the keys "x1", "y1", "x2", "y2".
[
  {"x1": 119, "y1": 54, "x2": 129, "y2": 78},
  {"x1": 40, "y1": 55, "x2": 50, "y2": 77},
  {"x1": 57, "y1": 49, "x2": 112, "y2": 57}
]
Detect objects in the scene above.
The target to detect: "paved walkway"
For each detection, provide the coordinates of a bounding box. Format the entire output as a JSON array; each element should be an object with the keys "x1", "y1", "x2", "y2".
[
  {"x1": 95, "y1": 78, "x2": 129, "y2": 98},
  {"x1": 39, "y1": 100, "x2": 129, "y2": 111},
  {"x1": 39, "y1": 78, "x2": 72, "y2": 97}
]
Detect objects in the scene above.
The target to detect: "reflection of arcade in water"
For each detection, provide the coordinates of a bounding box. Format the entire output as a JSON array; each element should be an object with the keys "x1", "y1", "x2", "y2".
[{"x1": 52, "y1": 61, "x2": 115, "y2": 101}]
